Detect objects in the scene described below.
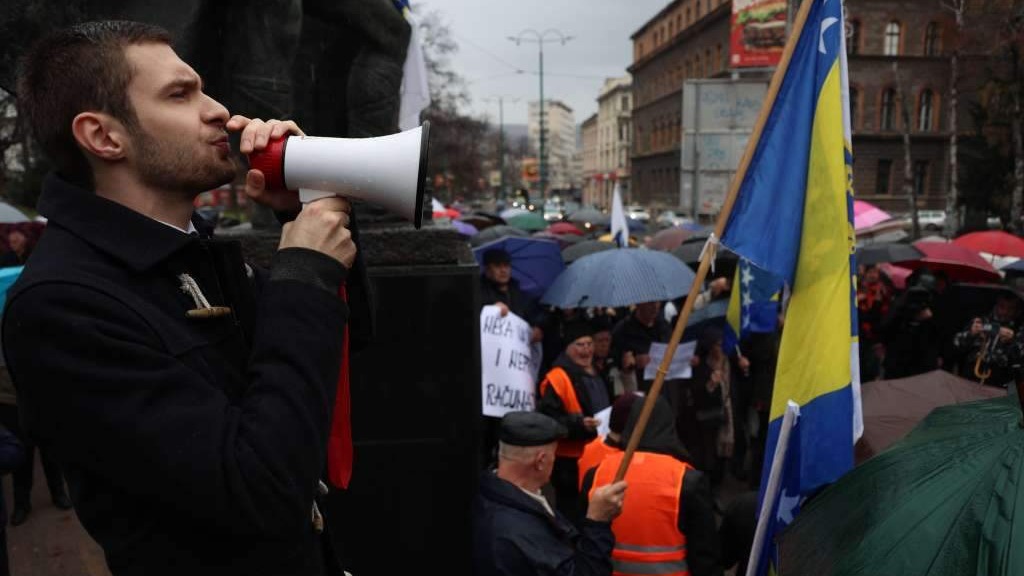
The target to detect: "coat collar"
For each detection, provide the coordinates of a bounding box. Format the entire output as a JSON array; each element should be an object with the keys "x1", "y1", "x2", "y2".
[{"x1": 38, "y1": 173, "x2": 213, "y2": 272}]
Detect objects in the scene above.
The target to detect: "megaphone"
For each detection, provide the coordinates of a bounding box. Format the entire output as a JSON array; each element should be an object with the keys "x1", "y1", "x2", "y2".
[{"x1": 248, "y1": 122, "x2": 430, "y2": 229}]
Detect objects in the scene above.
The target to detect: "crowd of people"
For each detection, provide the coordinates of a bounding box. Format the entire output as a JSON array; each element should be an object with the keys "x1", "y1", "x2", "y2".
[{"x1": 474, "y1": 243, "x2": 1023, "y2": 576}]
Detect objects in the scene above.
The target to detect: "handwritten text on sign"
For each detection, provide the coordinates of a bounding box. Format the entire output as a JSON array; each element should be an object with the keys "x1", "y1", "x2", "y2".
[{"x1": 481, "y1": 306, "x2": 537, "y2": 417}]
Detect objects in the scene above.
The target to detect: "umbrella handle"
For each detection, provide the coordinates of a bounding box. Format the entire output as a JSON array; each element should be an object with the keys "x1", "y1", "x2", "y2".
[{"x1": 973, "y1": 332, "x2": 993, "y2": 385}]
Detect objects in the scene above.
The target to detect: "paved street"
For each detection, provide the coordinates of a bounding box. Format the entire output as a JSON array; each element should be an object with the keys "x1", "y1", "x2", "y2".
[{"x1": 4, "y1": 455, "x2": 108, "y2": 576}]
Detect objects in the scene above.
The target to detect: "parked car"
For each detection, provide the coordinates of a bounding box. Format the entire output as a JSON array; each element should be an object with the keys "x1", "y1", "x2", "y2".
[
  {"x1": 626, "y1": 204, "x2": 651, "y2": 222},
  {"x1": 916, "y1": 210, "x2": 946, "y2": 232},
  {"x1": 655, "y1": 210, "x2": 694, "y2": 228}
]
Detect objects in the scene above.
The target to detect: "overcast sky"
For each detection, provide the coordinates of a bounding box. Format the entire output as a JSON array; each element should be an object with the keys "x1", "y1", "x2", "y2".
[{"x1": 416, "y1": 0, "x2": 669, "y2": 127}]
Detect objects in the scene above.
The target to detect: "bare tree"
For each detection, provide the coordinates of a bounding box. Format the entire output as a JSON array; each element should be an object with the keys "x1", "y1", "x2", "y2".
[
  {"x1": 893, "y1": 62, "x2": 920, "y2": 238},
  {"x1": 942, "y1": 0, "x2": 967, "y2": 236}
]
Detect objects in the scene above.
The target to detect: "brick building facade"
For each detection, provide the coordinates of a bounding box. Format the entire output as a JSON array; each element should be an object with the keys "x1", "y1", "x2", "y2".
[{"x1": 630, "y1": 0, "x2": 733, "y2": 209}]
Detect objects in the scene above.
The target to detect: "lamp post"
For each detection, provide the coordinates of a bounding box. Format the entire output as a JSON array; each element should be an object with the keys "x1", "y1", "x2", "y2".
[
  {"x1": 509, "y1": 29, "x2": 573, "y2": 200},
  {"x1": 483, "y1": 96, "x2": 520, "y2": 202}
]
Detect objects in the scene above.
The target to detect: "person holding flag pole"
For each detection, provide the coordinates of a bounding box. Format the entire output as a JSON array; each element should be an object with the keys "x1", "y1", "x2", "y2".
[{"x1": 596, "y1": 0, "x2": 859, "y2": 575}]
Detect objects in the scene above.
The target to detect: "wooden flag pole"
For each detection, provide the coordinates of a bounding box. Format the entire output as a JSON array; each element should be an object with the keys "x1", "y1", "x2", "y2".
[{"x1": 613, "y1": 0, "x2": 818, "y2": 483}]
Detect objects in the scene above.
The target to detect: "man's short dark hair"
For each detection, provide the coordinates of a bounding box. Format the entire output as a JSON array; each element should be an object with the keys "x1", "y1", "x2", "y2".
[{"x1": 17, "y1": 20, "x2": 172, "y2": 188}]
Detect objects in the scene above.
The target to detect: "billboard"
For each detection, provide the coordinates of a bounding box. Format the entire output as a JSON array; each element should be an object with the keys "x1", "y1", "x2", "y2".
[
  {"x1": 521, "y1": 157, "x2": 539, "y2": 183},
  {"x1": 730, "y1": 0, "x2": 787, "y2": 68}
]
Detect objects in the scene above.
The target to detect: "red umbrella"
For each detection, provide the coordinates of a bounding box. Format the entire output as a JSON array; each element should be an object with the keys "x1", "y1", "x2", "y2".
[
  {"x1": 894, "y1": 241, "x2": 1001, "y2": 283},
  {"x1": 645, "y1": 227, "x2": 691, "y2": 251},
  {"x1": 952, "y1": 231, "x2": 1024, "y2": 258},
  {"x1": 547, "y1": 221, "x2": 583, "y2": 236}
]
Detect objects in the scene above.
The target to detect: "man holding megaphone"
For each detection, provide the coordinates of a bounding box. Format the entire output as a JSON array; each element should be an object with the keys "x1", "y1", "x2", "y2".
[{"x1": 1, "y1": 20, "x2": 375, "y2": 576}]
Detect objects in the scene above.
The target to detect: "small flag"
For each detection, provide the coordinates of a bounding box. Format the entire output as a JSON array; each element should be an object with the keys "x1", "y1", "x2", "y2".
[
  {"x1": 394, "y1": 0, "x2": 431, "y2": 130},
  {"x1": 726, "y1": 258, "x2": 783, "y2": 347},
  {"x1": 610, "y1": 182, "x2": 630, "y2": 248}
]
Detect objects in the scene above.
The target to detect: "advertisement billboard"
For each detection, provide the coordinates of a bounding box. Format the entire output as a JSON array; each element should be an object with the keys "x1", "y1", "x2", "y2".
[{"x1": 730, "y1": 0, "x2": 787, "y2": 68}]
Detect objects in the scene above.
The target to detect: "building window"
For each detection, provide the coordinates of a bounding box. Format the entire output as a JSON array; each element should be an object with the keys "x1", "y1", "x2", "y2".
[
  {"x1": 924, "y1": 22, "x2": 940, "y2": 56},
  {"x1": 884, "y1": 21, "x2": 901, "y2": 56},
  {"x1": 846, "y1": 20, "x2": 860, "y2": 55},
  {"x1": 716, "y1": 44, "x2": 723, "y2": 71},
  {"x1": 621, "y1": 95, "x2": 629, "y2": 111},
  {"x1": 686, "y1": 7, "x2": 692, "y2": 25},
  {"x1": 696, "y1": 0, "x2": 703, "y2": 19},
  {"x1": 880, "y1": 88, "x2": 897, "y2": 130},
  {"x1": 849, "y1": 87, "x2": 859, "y2": 129},
  {"x1": 876, "y1": 160, "x2": 893, "y2": 194},
  {"x1": 913, "y1": 161, "x2": 930, "y2": 196},
  {"x1": 918, "y1": 89, "x2": 935, "y2": 131},
  {"x1": 705, "y1": 49, "x2": 712, "y2": 74}
]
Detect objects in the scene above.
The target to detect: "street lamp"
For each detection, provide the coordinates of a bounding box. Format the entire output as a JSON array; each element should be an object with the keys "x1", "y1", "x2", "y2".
[
  {"x1": 508, "y1": 29, "x2": 573, "y2": 201},
  {"x1": 482, "y1": 96, "x2": 520, "y2": 202}
]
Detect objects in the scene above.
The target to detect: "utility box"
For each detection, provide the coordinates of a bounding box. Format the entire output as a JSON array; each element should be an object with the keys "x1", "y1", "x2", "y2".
[{"x1": 680, "y1": 78, "x2": 769, "y2": 219}]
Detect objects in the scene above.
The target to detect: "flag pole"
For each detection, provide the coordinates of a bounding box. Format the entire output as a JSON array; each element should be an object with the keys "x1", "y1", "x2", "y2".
[
  {"x1": 744, "y1": 402, "x2": 799, "y2": 576},
  {"x1": 613, "y1": 0, "x2": 818, "y2": 483}
]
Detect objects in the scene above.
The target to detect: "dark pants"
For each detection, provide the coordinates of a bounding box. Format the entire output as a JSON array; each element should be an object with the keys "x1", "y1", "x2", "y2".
[
  {"x1": 0, "y1": 404, "x2": 66, "y2": 509},
  {"x1": 551, "y1": 457, "x2": 581, "y2": 526}
]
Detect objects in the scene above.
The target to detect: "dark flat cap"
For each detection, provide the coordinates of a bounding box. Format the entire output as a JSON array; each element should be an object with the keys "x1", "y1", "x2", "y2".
[
  {"x1": 500, "y1": 411, "x2": 567, "y2": 446},
  {"x1": 483, "y1": 248, "x2": 512, "y2": 266}
]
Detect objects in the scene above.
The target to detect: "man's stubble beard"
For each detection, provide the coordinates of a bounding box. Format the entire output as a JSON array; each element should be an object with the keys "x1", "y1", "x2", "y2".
[{"x1": 132, "y1": 126, "x2": 237, "y2": 199}]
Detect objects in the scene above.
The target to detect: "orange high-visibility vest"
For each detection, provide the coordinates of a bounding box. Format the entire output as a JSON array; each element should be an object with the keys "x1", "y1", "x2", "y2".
[
  {"x1": 577, "y1": 437, "x2": 620, "y2": 489},
  {"x1": 590, "y1": 451, "x2": 690, "y2": 576},
  {"x1": 539, "y1": 367, "x2": 593, "y2": 458}
]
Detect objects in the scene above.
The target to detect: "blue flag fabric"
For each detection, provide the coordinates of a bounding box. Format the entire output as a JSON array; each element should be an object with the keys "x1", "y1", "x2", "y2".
[
  {"x1": 719, "y1": 0, "x2": 861, "y2": 574},
  {"x1": 726, "y1": 258, "x2": 783, "y2": 350}
]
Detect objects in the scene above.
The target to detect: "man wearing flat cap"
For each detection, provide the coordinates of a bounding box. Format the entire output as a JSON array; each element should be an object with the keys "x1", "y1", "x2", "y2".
[
  {"x1": 537, "y1": 318, "x2": 613, "y2": 524},
  {"x1": 473, "y1": 411, "x2": 627, "y2": 576},
  {"x1": 480, "y1": 248, "x2": 544, "y2": 334}
]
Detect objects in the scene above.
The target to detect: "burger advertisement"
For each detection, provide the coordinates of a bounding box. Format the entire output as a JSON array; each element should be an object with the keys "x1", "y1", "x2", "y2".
[{"x1": 730, "y1": 0, "x2": 787, "y2": 68}]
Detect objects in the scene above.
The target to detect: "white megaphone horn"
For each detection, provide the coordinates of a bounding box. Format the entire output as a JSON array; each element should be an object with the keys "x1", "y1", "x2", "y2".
[{"x1": 248, "y1": 122, "x2": 431, "y2": 229}]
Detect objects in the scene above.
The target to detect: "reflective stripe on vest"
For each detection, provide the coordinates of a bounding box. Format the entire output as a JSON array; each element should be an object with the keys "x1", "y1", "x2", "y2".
[
  {"x1": 577, "y1": 437, "x2": 620, "y2": 490},
  {"x1": 590, "y1": 451, "x2": 690, "y2": 576},
  {"x1": 539, "y1": 367, "x2": 592, "y2": 458}
]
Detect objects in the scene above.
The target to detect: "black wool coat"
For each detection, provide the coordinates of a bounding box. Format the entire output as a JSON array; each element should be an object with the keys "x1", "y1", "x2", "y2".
[{"x1": 2, "y1": 174, "x2": 351, "y2": 576}]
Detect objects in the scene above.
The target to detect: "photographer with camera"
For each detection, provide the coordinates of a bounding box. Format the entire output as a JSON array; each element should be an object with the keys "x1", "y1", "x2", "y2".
[{"x1": 952, "y1": 292, "x2": 1023, "y2": 388}]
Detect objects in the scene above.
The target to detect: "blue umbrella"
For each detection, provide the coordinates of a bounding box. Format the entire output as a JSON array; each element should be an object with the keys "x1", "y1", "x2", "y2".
[
  {"x1": 1002, "y1": 259, "x2": 1024, "y2": 272},
  {"x1": 473, "y1": 237, "x2": 565, "y2": 297},
  {"x1": 0, "y1": 266, "x2": 23, "y2": 305},
  {"x1": 541, "y1": 249, "x2": 696, "y2": 309}
]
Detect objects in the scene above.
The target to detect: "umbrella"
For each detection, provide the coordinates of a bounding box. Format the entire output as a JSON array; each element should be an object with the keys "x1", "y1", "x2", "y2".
[
  {"x1": 779, "y1": 394, "x2": 1024, "y2": 576},
  {"x1": 0, "y1": 266, "x2": 23, "y2": 304},
  {"x1": 0, "y1": 202, "x2": 29, "y2": 224},
  {"x1": 506, "y1": 212, "x2": 548, "y2": 232},
  {"x1": 681, "y1": 229, "x2": 712, "y2": 245},
  {"x1": 953, "y1": 230, "x2": 1024, "y2": 258},
  {"x1": 855, "y1": 370, "x2": 1006, "y2": 464},
  {"x1": 856, "y1": 242, "x2": 925, "y2": 267},
  {"x1": 917, "y1": 234, "x2": 950, "y2": 243},
  {"x1": 499, "y1": 207, "x2": 530, "y2": 220},
  {"x1": 892, "y1": 240, "x2": 1001, "y2": 283},
  {"x1": 450, "y1": 220, "x2": 478, "y2": 236},
  {"x1": 532, "y1": 231, "x2": 580, "y2": 249},
  {"x1": 567, "y1": 208, "x2": 611, "y2": 227},
  {"x1": 878, "y1": 262, "x2": 912, "y2": 290},
  {"x1": 541, "y1": 248, "x2": 696, "y2": 309},
  {"x1": 562, "y1": 240, "x2": 615, "y2": 264},
  {"x1": 472, "y1": 237, "x2": 564, "y2": 297},
  {"x1": 626, "y1": 219, "x2": 647, "y2": 234},
  {"x1": 459, "y1": 213, "x2": 505, "y2": 230},
  {"x1": 670, "y1": 243, "x2": 740, "y2": 280},
  {"x1": 597, "y1": 232, "x2": 639, "y2": 247},
  {"x1": 646, "y1": 227, "x2": 693, "y2": 251},
  {"x1": 470, "y1": 225, "x2": 529, "y2": 247},
  {"x1": 853, "y1": 199, "x2": 892, "y2": 230},
  {"x1": 547, "y1": 221, "x2": 583, "y2": 236}
]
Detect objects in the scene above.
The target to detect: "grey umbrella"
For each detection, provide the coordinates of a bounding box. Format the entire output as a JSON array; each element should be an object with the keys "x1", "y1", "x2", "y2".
[
  {"x1": 856, "y1": 242, "x2": 925, "y2": 267},
  {"x1": 562, "y1": 240, "x2": 615, "y2": 263},
  {"x1": 470, "y1": 225, "x2": 529, "y2": 247},
  {"x1": 542, "y1": 248, "x2": 696, "y2": 309},
  {"x1": 567, "y1": 208, "x2": 611, "y2": 227},
  {"x1": 0, "y1": 201, "x2": 28, "y2": 224}
]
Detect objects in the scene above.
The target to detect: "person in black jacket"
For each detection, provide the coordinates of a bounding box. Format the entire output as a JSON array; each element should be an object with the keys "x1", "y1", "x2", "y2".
[
  {"x1": 473, "y1": 411, "x2": 627, "y2": 576},
  {"x1": 538, "y1": 319, "x2": 613, "y2": 525},
  {"x1": 3, "y1": 21, "x2": 363, "y2": 576}
]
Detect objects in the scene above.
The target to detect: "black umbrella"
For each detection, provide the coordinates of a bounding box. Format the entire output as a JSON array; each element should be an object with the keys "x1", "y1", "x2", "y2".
[
  {"x1": 561, "y1": 240, "x2": 615, "y2": 263},
  {"x1": 567, "y1": 208, "x2": 611, "y2": 227},
  {"x1": 681, "y1": 229, "x2": 712, "y2": 245},
  {"x1": 671, "y1": 243, "x2": 739, "y2": 281},
  {"x1": 470, "y1": 225, "x2": 529, "y2": 247},
  {"x1": 856, "y1": 243, "x2": 925, "y2": 267}
]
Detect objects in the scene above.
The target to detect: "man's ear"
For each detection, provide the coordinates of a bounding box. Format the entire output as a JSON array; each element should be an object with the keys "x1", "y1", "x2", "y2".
[{"x1": 71, "y1": 112, "x2": 129, "y2": 162}]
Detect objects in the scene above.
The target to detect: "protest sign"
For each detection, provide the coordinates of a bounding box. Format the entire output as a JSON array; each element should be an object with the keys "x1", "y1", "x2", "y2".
[
  {"x1": 644, "y1": 341, "x2": 698, "y2": 381},
  {"x1": 480, "y1": 305, "x2": 537, "y2": 417}
]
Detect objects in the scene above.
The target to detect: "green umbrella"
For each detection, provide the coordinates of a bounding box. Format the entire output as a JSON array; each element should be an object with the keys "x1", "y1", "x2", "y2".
[
  {"x1": 506, "y1": 212, "x2": 548, "y2": 232},
  {"x1": 779, "y1": 393, "x2": 1024, "y2": 576}
]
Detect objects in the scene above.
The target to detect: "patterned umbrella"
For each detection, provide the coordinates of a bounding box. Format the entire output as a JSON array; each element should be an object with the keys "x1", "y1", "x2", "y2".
[{"x1": 542, "y1": 248, "x2": 696, "y2": 309}]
